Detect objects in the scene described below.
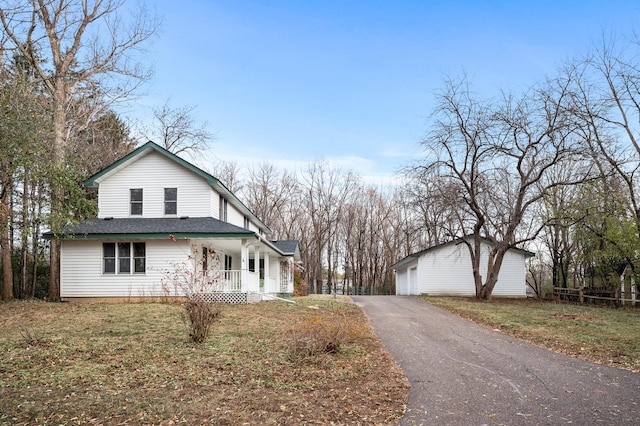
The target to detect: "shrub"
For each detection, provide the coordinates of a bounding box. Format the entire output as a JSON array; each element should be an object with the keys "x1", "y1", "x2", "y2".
[
  {"x1": 183, "y1": 299, "x2": 222, "y2": 343},
  {"x1": 19, "y1": 325, "x2": 46, "y2": 347},
  {"x1": 290, "y1": 309, "x2": 365, "y2": 357},
  {"x1": 293, "y1": 270, "x2": 308, "y2": 296}
]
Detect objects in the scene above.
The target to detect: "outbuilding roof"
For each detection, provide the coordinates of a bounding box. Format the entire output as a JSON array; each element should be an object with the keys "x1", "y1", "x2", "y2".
[{"x1": 391, "y1": 236, "x2": 535, "y2": 270}]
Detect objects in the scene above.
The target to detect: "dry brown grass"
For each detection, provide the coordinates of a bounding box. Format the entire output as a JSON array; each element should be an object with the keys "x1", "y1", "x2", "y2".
[{"x1": 0, "y1": 296, "x2": 409, "y2": 425}]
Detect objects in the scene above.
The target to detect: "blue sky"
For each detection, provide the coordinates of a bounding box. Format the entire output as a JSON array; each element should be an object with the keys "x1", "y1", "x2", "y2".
[{"x1": 133, "y1": 1, "x2": 639, "y2": 184}]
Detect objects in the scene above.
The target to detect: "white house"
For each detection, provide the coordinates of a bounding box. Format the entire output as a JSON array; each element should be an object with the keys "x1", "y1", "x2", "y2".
[
  {"x1": 43, "y1": 141, "x2": 300, "y2": 303},
  {"x1": 392, "y1": 238, "x2": 534, "y2": 297}
]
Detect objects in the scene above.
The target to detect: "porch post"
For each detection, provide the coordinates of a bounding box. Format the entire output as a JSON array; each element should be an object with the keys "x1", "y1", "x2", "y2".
[
  {"x1": 254, "y1": 245, "x2": 261, "y2": 292},
  {"x1": 264, "y1": 252, "x2": 270, "y2": 293},
  {"x1": 241, "y1": 239, "x2": 249, "y2": 292}
]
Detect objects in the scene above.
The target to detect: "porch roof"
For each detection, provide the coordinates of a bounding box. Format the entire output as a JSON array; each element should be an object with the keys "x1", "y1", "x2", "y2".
[
  {"x1": 42, "y1": 217, "x2": 255, "y2": 240},
  {"x1": 271, "y1": 240, "x2": 301, "y2": 261},
  {"x1": 271, "y1": 240, "x2": 299, "y2": 255}
]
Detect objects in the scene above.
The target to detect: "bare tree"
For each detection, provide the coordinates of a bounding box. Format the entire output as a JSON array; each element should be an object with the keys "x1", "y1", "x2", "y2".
[
  {"x1": 243, "y1": 162, "x2": 298, "y2": 239},
  {"x1": 408, "y1": 75, "x2": 586, "y2": 299},
  {"x1": 301, "y1": 161, "x2": 358, "y2": 294},
  {"x1": 210, "y1": 160, "x2": 244, "y2": 194},
  {"x1": 568, "y1": 34, "x2": 640, "y2": 243},
  {"x1": 0, "y1": 0, "x2": 157, "y2": 298},
  {"x1": 147, "y1": 99, "x2": 214, "y2": 157}
]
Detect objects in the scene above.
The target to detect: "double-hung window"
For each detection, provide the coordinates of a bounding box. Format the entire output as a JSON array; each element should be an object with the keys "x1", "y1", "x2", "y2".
[
  {"x1": 130, "y1": 189, "x2": 143, "y2": 215},
  {"x1": 219, "y1": 195, "x2": 228, "y2": 221},
  {"x1": 103, "y1": 242, "x2": 145, "y2": 274},
  {"x1": 164, "y1": 188, "x2": 177, "y2": 215}
]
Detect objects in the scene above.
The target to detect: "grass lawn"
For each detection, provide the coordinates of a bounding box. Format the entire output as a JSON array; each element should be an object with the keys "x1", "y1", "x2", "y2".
[
  {"x1": 420, "y1": 296, "x2": 640, "y2": 373},
  {"x1": 0, "y1": 296, "x2": 409, "y2": 425}
]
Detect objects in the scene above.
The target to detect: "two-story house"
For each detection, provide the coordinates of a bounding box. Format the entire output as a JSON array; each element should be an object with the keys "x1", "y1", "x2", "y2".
[{"x1": 44, "y1": 141, "x2": 300, "y2": 303}]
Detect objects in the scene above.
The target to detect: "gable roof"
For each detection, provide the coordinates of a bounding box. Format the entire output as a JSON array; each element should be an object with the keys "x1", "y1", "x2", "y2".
[
  {"x1": 83, "y1": 141, "x2": 271, "y2": 234},
  {"x1": 391, "y1": 236, "x2": 535, "y2": 270}
]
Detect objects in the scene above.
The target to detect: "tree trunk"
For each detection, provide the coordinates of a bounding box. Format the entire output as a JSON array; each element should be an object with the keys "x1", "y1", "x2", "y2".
[
  {"x1": 19, "y1": 175, "x2": 29, "y2": 299},
  {"x1": 1, "y1": 161, "x2": 13, "y2": 301},
  {"x1": 48, "y1": 86, "x2": 66, "y2": 300}
]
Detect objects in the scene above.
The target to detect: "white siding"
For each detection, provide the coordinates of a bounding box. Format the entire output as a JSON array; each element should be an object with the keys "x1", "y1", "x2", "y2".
[
  {"x1": 395, "y1": 242, "x2": 527, "y2": 297},
  {"x1": 226, "y1": 203, "x2": 245, "y2": 228},
  {"x1": 60, "y1": 239, "x2": 190, "y2": 298},
  {"x1": 98, "y1": 151, "x2": 214, "y2": 218},
  {"x1": 394, "y1": 259, "x2": 417, "y2": 295}
]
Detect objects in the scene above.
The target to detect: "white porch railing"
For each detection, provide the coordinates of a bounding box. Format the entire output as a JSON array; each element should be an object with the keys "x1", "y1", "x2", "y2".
[
  {"x1": 203, "y1": 270, "x2": 260, "y2": 293},
  {"x1": 218, "y1": 270, "x2": 242, "y2": 292},
  {"x1": 192, "y1": 269, "x2": 284, "y2": 295}
]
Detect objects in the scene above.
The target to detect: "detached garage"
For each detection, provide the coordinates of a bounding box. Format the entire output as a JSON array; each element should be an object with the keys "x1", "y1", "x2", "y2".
[{"x1": 392, "y1": 238, "x2": 534, "y2": 297}]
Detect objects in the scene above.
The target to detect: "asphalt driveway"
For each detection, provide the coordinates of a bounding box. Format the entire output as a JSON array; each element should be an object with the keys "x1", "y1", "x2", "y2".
[{"x1": 351, "y1": 296, "x2": 640, "y2": 425}]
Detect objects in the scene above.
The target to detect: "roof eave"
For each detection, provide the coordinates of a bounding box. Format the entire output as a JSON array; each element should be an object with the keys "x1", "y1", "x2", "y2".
[{"x1": 45, "y1": 231, "x2": 256, "y2": 240}]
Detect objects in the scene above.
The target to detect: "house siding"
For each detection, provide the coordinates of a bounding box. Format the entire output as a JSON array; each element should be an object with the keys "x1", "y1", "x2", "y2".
[
  {"x1": 60, "y1": 239, "x2": 190, "y2": 298},
  {"x1": 98, "y1": 151, "x2": 213, "y2": 219},
  {"x1": 226, "y1": 204, "x2": 245, "y2": 229}
]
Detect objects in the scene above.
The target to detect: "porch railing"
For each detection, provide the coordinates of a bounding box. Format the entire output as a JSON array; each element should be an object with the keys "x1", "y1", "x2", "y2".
[
  {"x1": 218, "y1": 270, "x2": 242, "y2": 292},
  {"x1": 195, "y1": 269, "x2": 274, "y2": 294},
  {"x1": 199, "y1": 270, "x2": 259, "y2": 293}
]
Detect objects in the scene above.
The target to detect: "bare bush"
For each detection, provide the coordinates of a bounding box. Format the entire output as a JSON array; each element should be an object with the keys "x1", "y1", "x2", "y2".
[
  {"x1": 19, "y1": 325, "x2": 45, "y2": 347},
  {"x1": 162, "y1": 242, "x2": 224, "y2": 343},
  {"x1": 183, "y1": 299, "x2": 222, "y2": 343},
  {"x1": 290, "y1": 308, "x2": 365, "y2": 357}
]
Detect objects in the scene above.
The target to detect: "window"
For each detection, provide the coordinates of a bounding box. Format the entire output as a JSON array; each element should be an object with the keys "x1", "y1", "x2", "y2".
[
  {"x1": 243, "y1": 216, "x2": 250, "y2": 229},
  {"x1": 130, "y1": 189, "x2": 143, "y2": 215},
  {"x1": 103, "y1": 242, "x2": 145, "y2": 274},
  {"x1": 202, "y1": 247, "x2": 208, "y2": 272},
  {"x1": 118, "y1": 242, "x2": 131, "y2": 273},
  {"x1": 223, "y1": 255, "x2": 232, "y2": 279},
  {"x1": 103, "y1": 243, "x2": 116, "y2": 274},
  {"x1": 219, "y1": 195, "x2": 228, "y2": 221},
  {"x1": 133, "y1": 243, "x2": 145, "y2": 273},
  {"x1": 164, "y1": 188, "x2": 177, "y2": 215}
]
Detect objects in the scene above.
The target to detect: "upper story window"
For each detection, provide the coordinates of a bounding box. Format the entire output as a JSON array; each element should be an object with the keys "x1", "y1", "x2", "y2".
[
  {"x1": 219, "y1": 195, "x2": 228, "y2": 222},
  {"x1": 243, "y1": 216, "x2": 250, "y2": 229},
  {"x1": 130, "y1": 189, "x2": 143, "y2": 215},
  {"x1": 164, "y1": 188, "x2": 177, "y2": 215}
]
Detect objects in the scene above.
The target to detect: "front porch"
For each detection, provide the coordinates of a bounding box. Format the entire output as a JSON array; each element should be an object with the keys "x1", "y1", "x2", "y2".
[{"x1": 188, "y1": 238, "x2": 295, "y2": 303}]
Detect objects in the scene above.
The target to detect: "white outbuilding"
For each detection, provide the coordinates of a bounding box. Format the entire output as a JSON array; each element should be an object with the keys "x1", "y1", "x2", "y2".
[{"x1": 392, "y1": 237, "x2": 534, "y2": 297}]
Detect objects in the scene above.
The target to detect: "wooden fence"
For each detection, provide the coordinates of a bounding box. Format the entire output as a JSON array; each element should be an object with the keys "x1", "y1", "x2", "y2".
[{"x1": 553, "y1": 287, "x2": 637, "y2": 306}]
